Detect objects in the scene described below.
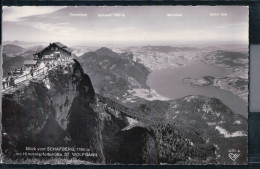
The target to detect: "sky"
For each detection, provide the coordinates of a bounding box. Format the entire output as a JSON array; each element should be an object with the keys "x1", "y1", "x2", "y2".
[{"x1": 2, "y1": 6, "x2": 249, "y2": 46}]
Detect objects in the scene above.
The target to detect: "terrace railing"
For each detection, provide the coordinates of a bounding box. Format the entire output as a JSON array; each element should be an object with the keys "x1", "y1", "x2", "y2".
[{"x1": 1, "y1": 59, "x2": 73, "y2": 93}]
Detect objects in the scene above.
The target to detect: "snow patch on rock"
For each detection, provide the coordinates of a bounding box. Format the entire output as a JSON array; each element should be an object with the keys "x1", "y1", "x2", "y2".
[
  {"x1": 126, "y1": 117, "x2": 139, "y2": 126},
  {"x1": 122, "y1": 117, "x2": 142, "y2": 131},
  {"x1": 215, "y1": 126, "x2": 247, "y2": 138}
]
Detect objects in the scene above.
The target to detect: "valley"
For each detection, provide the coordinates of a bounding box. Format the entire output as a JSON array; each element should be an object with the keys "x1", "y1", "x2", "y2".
[{"x1": 1, "y1": 42, "x2": 248, "y2": 164}]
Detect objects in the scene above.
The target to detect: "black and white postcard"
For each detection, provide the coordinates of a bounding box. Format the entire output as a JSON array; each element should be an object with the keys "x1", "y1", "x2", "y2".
[{"x1": 1, "y1": 6, "x2": 248, "y2": 164}]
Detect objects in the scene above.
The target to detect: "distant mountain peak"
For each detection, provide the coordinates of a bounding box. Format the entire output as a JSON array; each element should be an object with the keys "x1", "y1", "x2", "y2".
[
  {"x1": 3, "y1": 44, "x2": 24, "y2": 54},
  {"x1": 96, "y1": 47, "x2": 112, "y2": 51},
  {"x1": 3, "y1": 40, "x2": 47, "y2": 48},
  {"x1": 94, "y1": 47, "x2": 118, "y2": 57},
  {"x1": 3, "y1": 44, "x2": 23, "y2": 48}
]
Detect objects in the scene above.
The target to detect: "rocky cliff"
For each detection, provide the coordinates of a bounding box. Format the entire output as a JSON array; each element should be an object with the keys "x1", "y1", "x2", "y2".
[
  {"x1": 2, "y1": 59, "x2": 104, "y2": 163},
  {"x1": 2, "y1": 59, "x2": 157, "y2": 164},
  {"x1": 2, "y1": 58, "x2": 247, "y2": 164}
]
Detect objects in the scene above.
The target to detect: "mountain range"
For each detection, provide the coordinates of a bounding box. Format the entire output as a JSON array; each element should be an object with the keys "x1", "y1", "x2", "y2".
[
  {"x1": 2, "y1": 44, "x2": 44, "y2": 76},
  {"x1": 1, "y1": 45, "x2": 247, "y2": 164}
]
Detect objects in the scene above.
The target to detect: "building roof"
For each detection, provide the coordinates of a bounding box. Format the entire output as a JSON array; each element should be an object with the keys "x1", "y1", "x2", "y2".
[
  {"x1": 24, "y1": 60, "x2": 37, "y2": 65},
  {"x1": 53, "y1": 42, "x2": 67, "y2": 48},
  {"x1": 54, "y1": 42, "x2": 73, "y2": 54},
  {"x1": 62, "y1": 47, "x2": 73, "y2": 53},
  {"x1": 34, "y1": 42, "x2": 73, "y2": 55}
]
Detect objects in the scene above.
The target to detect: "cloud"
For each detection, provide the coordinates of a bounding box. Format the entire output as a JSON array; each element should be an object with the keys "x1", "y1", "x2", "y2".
[
  {"x1": 33, "y1": 22, "x2": 77, "y2": 34},
  {"x1": 3, "y1": 6, "x2": 66, "y2": 21},
  {"x1": 2, "y1": 6, "x2": 249, "y2": 45}
]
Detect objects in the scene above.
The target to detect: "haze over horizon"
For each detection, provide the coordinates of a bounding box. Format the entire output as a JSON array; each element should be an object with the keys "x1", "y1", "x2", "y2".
[{"x1": 3, "y1": 6, "x2": 249, "y2": 47}]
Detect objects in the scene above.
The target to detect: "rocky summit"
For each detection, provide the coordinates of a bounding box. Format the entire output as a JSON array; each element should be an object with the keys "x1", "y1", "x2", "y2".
[
  {"x1": 2, "y1": 59, "x2": 104, "y2": 163},
  {"x1": 2, "y1": 49, "x2": 247, "y2": 164}
]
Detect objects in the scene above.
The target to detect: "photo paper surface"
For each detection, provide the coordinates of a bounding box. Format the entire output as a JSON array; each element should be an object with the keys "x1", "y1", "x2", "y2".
[{"x1": 1, "y1": 6, "x2": 248, "y2": 164}]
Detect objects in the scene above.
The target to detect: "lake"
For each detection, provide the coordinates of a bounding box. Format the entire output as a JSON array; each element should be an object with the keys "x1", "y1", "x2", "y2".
[{"x1": 147, "y1": 61, "x2": 248, "y2": 117}]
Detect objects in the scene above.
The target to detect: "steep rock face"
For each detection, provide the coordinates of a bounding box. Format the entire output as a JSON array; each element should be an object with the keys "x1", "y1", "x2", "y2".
[
  {"x1": 110, "y1": 126, "x2": 157, "y2": 164},
  {"x1": 2, "y1": 80, "x2": 61, "y2": 156},
  {"x1": 98, "y1": 101, "x2": 157, "y2": 164},
  {"x1": 2, "y1": 59, "x2": 104, "y2": 163},
  {"x1": 2, "y1": 58, "x2": 155, "y2": 164},
  {"x1": 66, "y1": 60, "x2": 104, "y2": 163}
]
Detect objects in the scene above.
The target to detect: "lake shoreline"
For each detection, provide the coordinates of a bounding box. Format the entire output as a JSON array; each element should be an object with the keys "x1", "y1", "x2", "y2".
[{"x1": 146, "y1": 61, "x2": 248, "y2": 117}]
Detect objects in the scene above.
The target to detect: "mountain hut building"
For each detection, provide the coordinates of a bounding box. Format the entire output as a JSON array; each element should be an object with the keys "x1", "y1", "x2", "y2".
[{"x1": 33, "y1": 42, "x2": 73, "y2": 62}]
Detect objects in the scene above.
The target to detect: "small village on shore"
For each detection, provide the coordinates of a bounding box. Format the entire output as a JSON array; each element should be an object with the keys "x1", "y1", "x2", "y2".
[{"x1": 2, "y1": 42, "x2": 73, "y2": 92}]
